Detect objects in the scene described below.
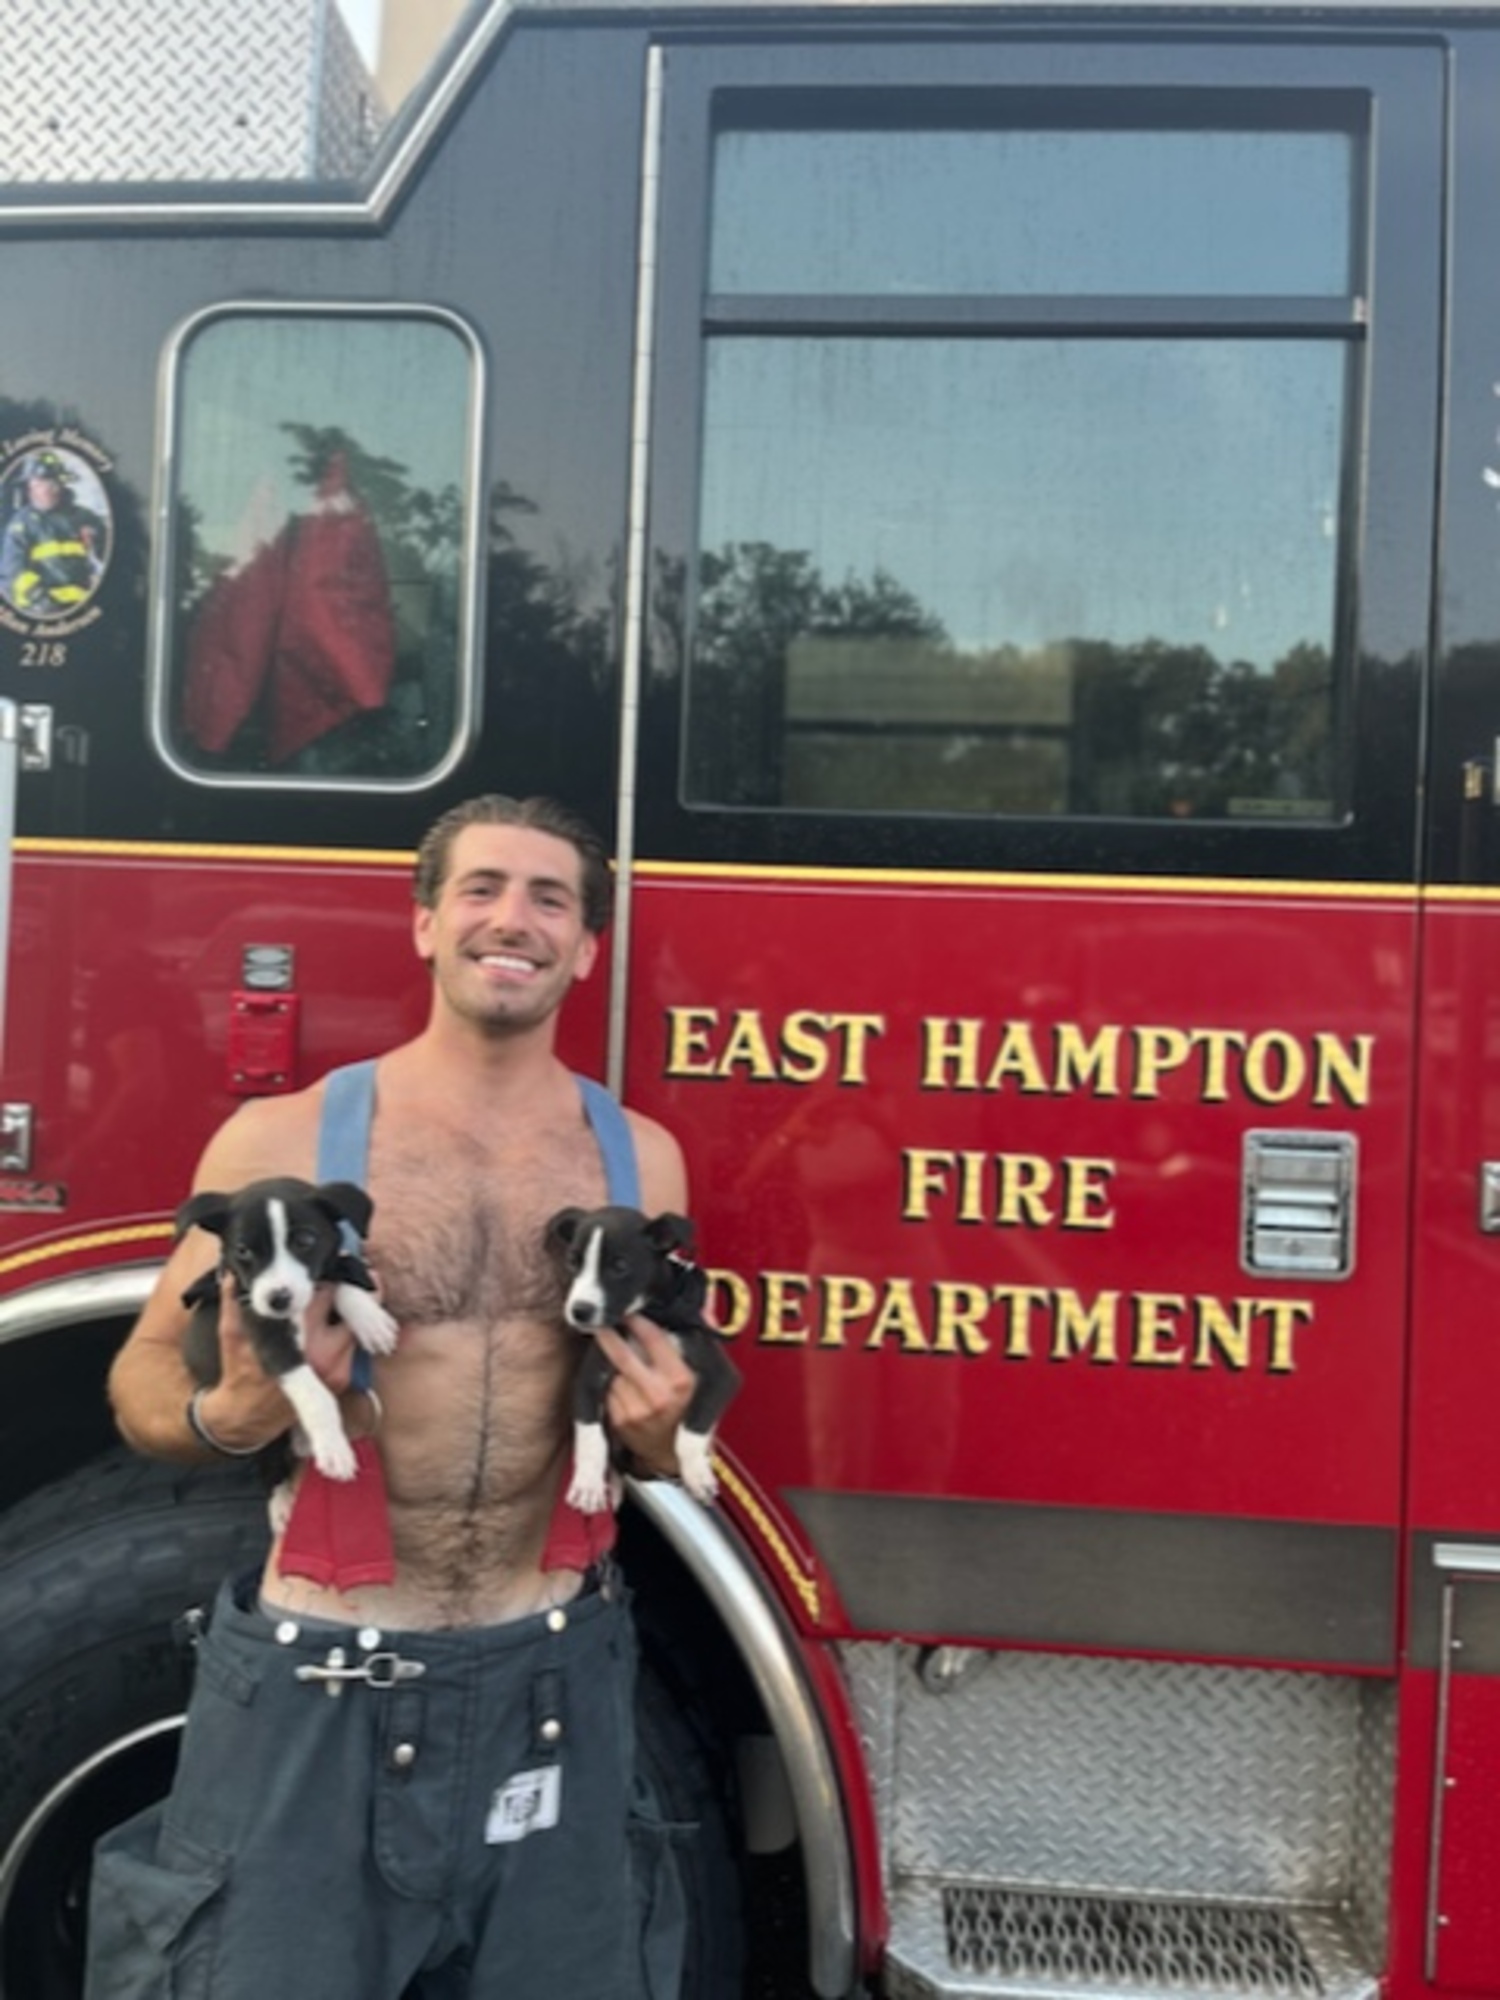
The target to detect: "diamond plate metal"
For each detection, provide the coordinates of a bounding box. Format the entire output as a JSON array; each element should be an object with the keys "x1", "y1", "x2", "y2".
[
  {"x1": 2, "y1": 0, "x2": 385, "y2": 185},
  {"x1": 840, "y1": 1642, "x2": 1394, "y2": 1907},
  {"x1": 946, "y1": 1889, "x2": 1321, "y2": 1991},
  {"x1": 883, "y1": 1883, "x2": 1381, "y2": 2000}
]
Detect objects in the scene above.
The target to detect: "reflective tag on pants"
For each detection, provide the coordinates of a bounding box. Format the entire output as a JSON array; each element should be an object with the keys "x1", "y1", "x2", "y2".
[{"x1": 486, "y1": 1765, "x2": 561, "y2": 1844}]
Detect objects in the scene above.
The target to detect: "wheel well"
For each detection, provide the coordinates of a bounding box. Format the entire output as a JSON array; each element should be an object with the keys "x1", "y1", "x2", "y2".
[{"x1": 0, "y1": 1316, "x2": 130, "y2": 1515}]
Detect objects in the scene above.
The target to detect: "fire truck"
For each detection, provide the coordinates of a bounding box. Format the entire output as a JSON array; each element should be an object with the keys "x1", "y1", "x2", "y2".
[{"x1": 5, "y1": 0, "x2": 1500, "y2": 1993}]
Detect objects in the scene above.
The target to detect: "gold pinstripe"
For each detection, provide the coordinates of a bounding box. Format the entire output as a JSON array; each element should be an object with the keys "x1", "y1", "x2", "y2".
[
  {"x1": 712, "y1": 1455, "x2": 822, "y2": 1622},
  {"x1": 0, "y1": 1222, "x2": 173, "y2": 1281},
  {"x1": 14, "y1": 833, "x2": 1486, "y2": 900}
]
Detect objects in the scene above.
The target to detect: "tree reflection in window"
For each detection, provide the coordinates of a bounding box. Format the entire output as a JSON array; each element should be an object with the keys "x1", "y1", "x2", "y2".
[
  {"x1": 164, "y1": 310, "x2": 477, "y2": 786},
  {"x1": 683, "y1": 540, "x2": 1332, "y2": 820}
]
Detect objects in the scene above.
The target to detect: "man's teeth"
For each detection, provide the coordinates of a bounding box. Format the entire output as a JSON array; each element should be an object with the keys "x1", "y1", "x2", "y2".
[{"x1": 481, "y1": 954, "x2": 535, "y2": 973}]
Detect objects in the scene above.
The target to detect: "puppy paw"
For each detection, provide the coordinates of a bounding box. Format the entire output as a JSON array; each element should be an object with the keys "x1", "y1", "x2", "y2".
[
  {"x1": 676, "y1": 1431, "x2": 718, "y2": 1503},
  {"x1": 566, "y1": 1471, "x2": 614, "y2": 1514},
  {"x1": 568, "y1": 1422, "x2": 613, "y2": 1514},
  {"x1": 311, "y1": 1432, "x2": 359, "y2": 1482},
  {"x1": 339, "y1": 1286, "x2": 399, "y2": 1356}
]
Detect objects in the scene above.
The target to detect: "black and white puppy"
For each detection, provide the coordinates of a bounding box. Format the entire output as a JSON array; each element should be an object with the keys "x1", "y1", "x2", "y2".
[
  {"x1": 179, "y1": 1176, "x2": 397, "y2": 1484},
  {"x1": 545, "y1": 1205, "x2": 740, "y2": 1511}
]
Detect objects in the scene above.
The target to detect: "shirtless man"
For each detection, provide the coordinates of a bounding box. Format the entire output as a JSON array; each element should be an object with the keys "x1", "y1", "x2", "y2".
[{"x1": 86, "y1": 794, "x2": 698, "y2": 1999}]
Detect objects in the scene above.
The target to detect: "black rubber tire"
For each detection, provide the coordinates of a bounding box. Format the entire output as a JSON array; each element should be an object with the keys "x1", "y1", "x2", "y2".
[
  {"x1": 0, "y1": 1450, "x2": 269, "y2": 2000},
  {"x1": 0, "y1": 1450, "x2": 746, "y2": 2000}
]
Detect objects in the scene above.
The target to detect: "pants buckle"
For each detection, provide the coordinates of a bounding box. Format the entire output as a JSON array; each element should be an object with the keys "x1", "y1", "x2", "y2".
[{"x1": 294, "y1": 1646, "x2": 427, "y2": 1696}]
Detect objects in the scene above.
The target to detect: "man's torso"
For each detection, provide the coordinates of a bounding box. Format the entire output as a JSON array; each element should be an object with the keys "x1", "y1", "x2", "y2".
[{"x1": 257, "y1": 1059, "x2": 612, "y2": 1627}]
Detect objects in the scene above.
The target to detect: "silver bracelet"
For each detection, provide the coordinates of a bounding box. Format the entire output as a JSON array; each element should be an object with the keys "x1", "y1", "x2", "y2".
[{"x1": 185, "y1": 1386, "x2": 262, "y2": 1458}]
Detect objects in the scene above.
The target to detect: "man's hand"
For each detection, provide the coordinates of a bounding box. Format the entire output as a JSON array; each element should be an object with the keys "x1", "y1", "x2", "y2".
[
  {"x1": 194, "y1": 1279, "x2": 357, "y2": 1452},
  {"x1": 596, "y1": 1314, "x2": 695, "y2": 1478}
]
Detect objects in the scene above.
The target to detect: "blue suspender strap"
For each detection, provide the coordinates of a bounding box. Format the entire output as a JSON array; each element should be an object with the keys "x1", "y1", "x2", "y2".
[
  {"x1": 316, "y1": 1059, "x2": 378, "y2": 1185},
  {"x1": 575, "y1": 1074, "x2": 641, "y2": 1208},
  {"x1": 317, "y1": 1063, "x2": 637, "y2": 1201},
  {"x1": 315, "y1": 1060, "x2": 379, "y2": 1395}
]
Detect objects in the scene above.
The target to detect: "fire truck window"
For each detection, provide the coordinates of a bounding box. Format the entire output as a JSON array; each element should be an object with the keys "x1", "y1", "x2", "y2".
[
  {"x1": 158, "y1": 311, "x2": 479, "y2": 789},
  {"x1": 710, "y1": 127, "x2": 1352, "y2": 298},
  {"x1": 683, "y1": 116, "x2": 1354, "y2": 823}
]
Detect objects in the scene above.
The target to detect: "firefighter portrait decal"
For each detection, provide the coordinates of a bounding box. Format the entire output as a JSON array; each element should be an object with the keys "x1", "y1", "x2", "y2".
[{"x1": 0, "y1": 431, "x2": 113, "y2": 646}]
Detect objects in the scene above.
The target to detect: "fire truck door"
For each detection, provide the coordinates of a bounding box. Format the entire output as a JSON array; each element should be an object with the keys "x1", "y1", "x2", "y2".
[
  {"x1": 1408, "y1": 35, "x2": 1500, "y2": 1991},
  {"x1": 628, "y1": 31, "x2": 1442, "y2": 1667}
]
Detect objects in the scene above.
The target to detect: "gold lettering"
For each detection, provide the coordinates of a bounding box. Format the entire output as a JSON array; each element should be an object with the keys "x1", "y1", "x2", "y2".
[
  {"x1": 933, "y1": 1282, "x2": 993, "y2": 1355},
  {"x1": 706, "y1": 1267, "x2": 751, "y2": 1337},
  {"x1": 718, "y1": 1010, "x2": 778, "y2": 1080},
  {"x1": 993, "y1": 1285, "x2": 1050, "y2": 1358},
  {"x1": 866, "y1": 1280, "x2": 929, "y2": 1351},
  {"x1": 780, "y1": 1011, "x2": 832, "y2": 1083},
  {"x1": 996, "y1": 1154, "x2": 1055, "y2": 1227},
  {"x1": 1259, "y1": 1298, "x2": 1313, "y2": 1372},
  {"x1": 836, "y1": 1013, "x2": 886, "y2": 1086},
  {"x1": 1189, "y1": 1028, "x2": 1248, "y2": 1103},
  {"x1": 983, "y1": 1021, "x2": 1050, "y2": 1094},
  {"x1": 1061, "y1": 1157, "x2": 1117, "y2": 1230},
  {"x1": 821, "y1": 1274, "x2": 877, "y2": 1346},
  {"x1": 664, "y1": 1006, "x2": 719, "y2": 1078},
  {"x1": 957, "y1": 1151, "x2": 987, "y2": 1223},
  {"x1": 1312, "y1": 1032, "x2": 1372, "y2": 1109},
  {"x1": 1193, "y1": 1296, "x2": 1252, "y2": 1369},
  {"x1": 1053, "y1": 1289, "x2": 1119, "y2": 1361},
  {"x1": 901, "y1": 1148, "x2": 956, "y2": 1221},
  {"x1": 1131, "y1": 1027, "x2": 1193, "y2": 1098},
  {"x1": 922, "y1": 1017, "x2": 982, "y2": 1090},
  {"x1": 1054, "y1": 1022, "x2": 1122, "y2": 1096},
  {"x1": 1243, "y1": 1031, "x2": 1307, "y2": 1105},
  {"x1": 761, "y1": 1270, "x2": 811, "y2": 1343},
  {"x1": 1132, "y1": 1292, "x2": 1188, "y2": 1364}
]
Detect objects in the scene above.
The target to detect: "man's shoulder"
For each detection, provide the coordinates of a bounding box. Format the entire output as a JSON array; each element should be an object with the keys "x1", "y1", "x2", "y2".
[
  {"x1": 620, "y1": 1102, "x2": 689, "y2": 1213},
  {"x1": 193, "y1": 1084, "x2": 325, "y2": 1190}
]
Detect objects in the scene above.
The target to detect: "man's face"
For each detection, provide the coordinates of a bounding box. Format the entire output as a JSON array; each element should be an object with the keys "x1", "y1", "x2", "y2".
[
  {"x1": 414, "y1": 821, "x2": 600, "y2": 1035},
  {"x1": 27, "y1": 474, "x2": 61, "y2": 510}
]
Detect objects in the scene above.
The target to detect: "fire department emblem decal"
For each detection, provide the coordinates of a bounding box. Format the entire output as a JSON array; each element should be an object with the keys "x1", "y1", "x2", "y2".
[{"x1": 0, "y1": 430, "x2": 113, "y2": 642}]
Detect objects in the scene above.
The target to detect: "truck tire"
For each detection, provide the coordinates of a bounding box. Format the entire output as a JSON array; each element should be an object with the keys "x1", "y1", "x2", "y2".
[
  {"x1": 0, "y1": 1451, "x2": 268, "y2": 2000},
  {"x1": 0, "y1": 1450, "x2": 745, "y2": 2000}
]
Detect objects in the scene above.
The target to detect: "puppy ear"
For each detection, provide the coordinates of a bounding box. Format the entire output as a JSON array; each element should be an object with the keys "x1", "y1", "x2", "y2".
[
  {"x1": 176, "y1": 1191, "x2": 231, "y2": 1240},
  {"x1": 645, "y1": 1212, "x2": 695, "y2": 1256},
  {"x1": 315, "y1": 1181, "x2": 374, "y2": 1239},
  {"x1": 545, "y1": 1207, "x2": 586, "y2": 1252}
]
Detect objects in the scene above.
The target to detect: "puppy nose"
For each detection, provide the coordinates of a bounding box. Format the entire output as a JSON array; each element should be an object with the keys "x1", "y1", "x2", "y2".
[
  {"x1": 569, "y1": 1302, "x2": 602, "y2": 1329},
  {"x1": 265, "y1": 1287, "x2": 294, "y2": 1315}
]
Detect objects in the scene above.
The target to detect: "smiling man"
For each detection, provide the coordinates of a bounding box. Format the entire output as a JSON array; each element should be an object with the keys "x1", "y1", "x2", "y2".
[{"x1": 90, "y1": 794, "x2": 697, "y2": 2000}]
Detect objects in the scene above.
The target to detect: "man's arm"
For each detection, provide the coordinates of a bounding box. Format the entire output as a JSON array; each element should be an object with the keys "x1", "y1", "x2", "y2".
[{"x1": 108, "y1": 1096, "x2": 351, "y2": 1461}]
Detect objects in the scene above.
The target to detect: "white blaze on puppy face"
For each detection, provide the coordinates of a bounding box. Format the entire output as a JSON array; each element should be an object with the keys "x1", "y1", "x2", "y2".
[
  {"x1": 247, "y1": 1198, "x2": 318, "y2": 1321},
  {"x1": 563, "y1": 1221, "x2": 655, "y2": 1329},
  {"x1": 565, "y1": 1226, "x2": 609, "y2": 1329}
]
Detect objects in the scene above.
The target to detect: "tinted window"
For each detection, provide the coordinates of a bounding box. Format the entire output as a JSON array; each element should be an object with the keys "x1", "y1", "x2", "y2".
[
  {"x1": 683, "y1": 106, "x2": 1360, "y2": 823},
  {"x1": 687, "y1": 336, "x2": 1342, "y2": 819},
  {"x1": 711, "y1": 126, "x2": 1353, "y2": 297},
  {"x1": 154, "y1": 309, "x2": 482, "y2": 789}
]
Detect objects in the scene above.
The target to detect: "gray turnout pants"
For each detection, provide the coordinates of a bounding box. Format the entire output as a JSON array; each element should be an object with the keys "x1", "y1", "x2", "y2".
[{"x1": 85, "y1": 1570, "x2": 687, "y2": 1999}]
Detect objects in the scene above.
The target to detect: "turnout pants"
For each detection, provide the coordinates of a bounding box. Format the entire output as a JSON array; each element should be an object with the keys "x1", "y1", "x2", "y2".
[{"x1": 85, "y1": 1573, "x2": 687, "y2": 1999}]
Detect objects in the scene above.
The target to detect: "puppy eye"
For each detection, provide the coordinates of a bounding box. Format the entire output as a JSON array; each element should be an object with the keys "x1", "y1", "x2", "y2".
[
  {"x1": 288, "y1": 1229, "x2": 317, "y2": 1255},
  {"x1": 231, "y1": 1246, "x2": 255, "y2": 1268}
]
